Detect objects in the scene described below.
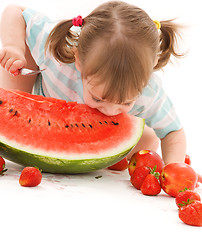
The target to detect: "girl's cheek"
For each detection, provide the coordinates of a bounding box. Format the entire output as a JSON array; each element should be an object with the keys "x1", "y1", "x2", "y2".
[
  {"x1": 121, "y1": 104, "x2": 135, "y2": 113},
  {"x1": 83, "y1": 95, "x2": 97, "y2": 108}
]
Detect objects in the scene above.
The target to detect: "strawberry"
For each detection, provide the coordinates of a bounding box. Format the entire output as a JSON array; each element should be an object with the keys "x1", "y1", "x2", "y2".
[
  {"x1": 131, "y1": 165, "x2": 160, "y2": 190},
  {"x1": 19, "y1": 167, "x2": 42, "y2": 187},
  {"x1": 108, "y1": 157, "x2": 128, "y2": 171},
  {"x1": 130, "y1": 166, "x2": 150, "y2": 189},
  {"x1": 184, "y1": 154, "x2": 191, "y2": 165},
  {"x1": 0, "y1": 156, "x2": 7, "y2": 175},
  {"x1": 140, "y1": 174, "x2": 161, "y2": 196},
  {"x1": 176, "y1": 189, "x2": 201, "y2": 208},
  {"x1": 178, "y1": 200, "x2": 202, "y2": 226}
]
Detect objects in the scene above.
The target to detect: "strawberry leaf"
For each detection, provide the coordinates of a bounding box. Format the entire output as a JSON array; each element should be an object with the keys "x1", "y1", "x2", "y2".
[
  {"x1": 149, "y1": 165, "x2": 160, "y2": 179},
  {"x1": 179, "y1": 198, "x2": 195, "y2": 207},
  {"x1": 179, "y1": 187, "x2": 191, "y2": 192}
]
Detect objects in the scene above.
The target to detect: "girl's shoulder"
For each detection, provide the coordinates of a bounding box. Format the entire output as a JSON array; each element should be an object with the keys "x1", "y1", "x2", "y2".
[
  {"x1": 22, "y1": 8, "x2": 55, "y2": 23},
  {"x1": 22, "y1": 8, "x2": 60, "y2": 42}
]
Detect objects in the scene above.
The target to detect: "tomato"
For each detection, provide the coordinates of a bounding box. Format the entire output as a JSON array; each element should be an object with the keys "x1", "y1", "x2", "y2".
[{"x1": 160, "y1": 163, "x2": 198, "y2": 197}]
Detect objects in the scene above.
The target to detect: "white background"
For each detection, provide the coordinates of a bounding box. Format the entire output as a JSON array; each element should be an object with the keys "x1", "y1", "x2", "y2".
[{"x1": 0, "y1": 0, "x2": 202, "y2": 239}]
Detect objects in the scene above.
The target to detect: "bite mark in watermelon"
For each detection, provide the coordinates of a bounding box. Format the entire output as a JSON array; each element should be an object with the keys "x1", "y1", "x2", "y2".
[{"x1": 0, "y1": 88, "x2": 145, "y2": 173}]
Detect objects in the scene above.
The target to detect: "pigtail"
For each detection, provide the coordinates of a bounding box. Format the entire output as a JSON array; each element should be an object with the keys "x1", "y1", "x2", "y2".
[
  {"x1": 154, "y1": 19, "x2": 184, "y2": 70},
  {"x1": 45, "y1": 20, "x2": 79, "y2": 63}
]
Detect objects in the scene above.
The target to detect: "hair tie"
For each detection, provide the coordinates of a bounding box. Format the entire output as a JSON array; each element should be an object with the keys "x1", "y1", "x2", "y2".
[
  {"x1": 72, "y1": 15, "x2": 83, "y2": 27},
  {"x1": 153, "y1": 20, "x2": 161, "y2": 30}
]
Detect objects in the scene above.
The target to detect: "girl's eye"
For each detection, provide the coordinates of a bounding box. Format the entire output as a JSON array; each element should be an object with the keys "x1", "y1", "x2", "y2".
[
  {"x1": 123, "y1": 102, "x2": 132, "y2": 106},
  {"x1": 92, "y1": 97, "x2": 102, "y2": 103}
]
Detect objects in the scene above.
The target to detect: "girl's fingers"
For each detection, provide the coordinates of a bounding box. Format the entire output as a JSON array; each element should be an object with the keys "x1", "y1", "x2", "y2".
[
  {"x1": 0, "y1": 54, "x2": 10, "y2": 68},
  {"x1": 0, "y1": 49, "x2": 6, "y2": 63},
  {"x1": 5, "y1": 57, "x2": 15, "y2": 72},
  {"x1": 9, "y1": 59, "x2": 26, "y2": 74},
  {"x1": 198, "y1": 173, "x2": 202, "y2": 183},
  {"x1": 12, "y1": 69, "x2": 20, "y2": 76}
]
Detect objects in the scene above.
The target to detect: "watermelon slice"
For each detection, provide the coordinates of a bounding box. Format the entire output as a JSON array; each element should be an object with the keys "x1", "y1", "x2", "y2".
[{"x1": 0, "y1": 88, "x2": 144, "y2": 173}]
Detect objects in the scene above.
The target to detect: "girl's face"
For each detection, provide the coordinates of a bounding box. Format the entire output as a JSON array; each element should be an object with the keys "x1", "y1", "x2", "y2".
[{"x1": 82, "y1": 77, "x2": 137, "y2": 116}]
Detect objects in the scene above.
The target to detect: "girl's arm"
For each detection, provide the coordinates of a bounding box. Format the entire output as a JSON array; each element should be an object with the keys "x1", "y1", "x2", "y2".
[
  {"x1": 0, "y1": 5, "x2": 27, "y2": 73},
  {"x1": 161, "y1": 128, "x2": 186, "y2": 165}
]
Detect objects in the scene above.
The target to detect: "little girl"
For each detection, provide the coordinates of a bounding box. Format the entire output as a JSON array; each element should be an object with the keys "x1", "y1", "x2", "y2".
[{"x1": 0, "y1": 1, "x2": 186, "y2": 164}]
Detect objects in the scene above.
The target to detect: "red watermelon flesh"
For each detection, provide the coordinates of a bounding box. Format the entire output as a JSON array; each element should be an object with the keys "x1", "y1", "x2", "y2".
[{"x1": 0, "y1": 88, "x2": 145, "y2": 173}]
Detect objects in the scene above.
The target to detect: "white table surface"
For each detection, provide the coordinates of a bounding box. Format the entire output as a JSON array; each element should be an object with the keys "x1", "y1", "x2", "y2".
[
  {"x1": 0, "y1": 0, "x2": 202, "y2": 239},
  {"x1": 1, "y1": 160, "x2": 202, "y2": 239}
]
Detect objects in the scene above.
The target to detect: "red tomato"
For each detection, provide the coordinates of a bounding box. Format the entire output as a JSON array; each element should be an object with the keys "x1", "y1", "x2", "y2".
[
  {"x1": 128, "y1": 150, "x2": 164, "y2": 176},
  {"x1": 160, "y1": 163, "x2": 198, "y2": 197},
  {"x1": 108, "y1": 157, "x2": 128, "y2": 171}
]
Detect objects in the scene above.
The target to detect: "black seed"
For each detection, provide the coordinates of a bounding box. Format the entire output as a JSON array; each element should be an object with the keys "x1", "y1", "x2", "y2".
[
  {"x1": 89, "y1": 124, "x2": 93, "y2": 128},
  {"x1": 28, "y1": 119, "x2": 31, "y2": 123},
  {"x1": 14, "y1": 111, "x2": 18, "y2": 116},
  {"x1": 65, "y1": 125, "x2": 69, "y2": 128},
  {"x1": 82, "y1": 123, "x2": 86, "y2": 128},
  {"x1": 99, "y1": 122, "x2": 102, "y2": 125},
  {"x1": 9, "y1": 109, "x2": 13, "y2": 113},
  {"x1": 75, "y1": 123, "x2": 78, "y2": 127},
  {"x1": 0, "y1": 100, "x2": 3, "y2": 105},
  {"x1": 71, "y1": 124, "x2": 74, "y2": 128},
  {"x1": 104, "y1": 121, "x2": 108, "y2": 124},
  {"x1": 48, "y1": 121, "x2": 51, "y2": 126},
  {"x1": 112, "y1": 121, "x2": 119, "y2": 125}
]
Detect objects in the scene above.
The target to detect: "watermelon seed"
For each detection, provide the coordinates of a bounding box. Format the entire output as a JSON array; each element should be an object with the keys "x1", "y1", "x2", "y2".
[
  {"x1": 14, "y1": 111, "x2": 18, "y2": 116},
  {"x1": 82, "y1": 123, "x2": 86, "y2": 128},
  {"x1": 89, "y1": 124, "x2": 93, "y2": 128},
  {"x1": 65, "y1": 125, "x2": 69, "y2": 128},
  {"x1": 75, "y1": 123, "x2": 79, "y2": 127},
  {"x1": 99, "y1": 122, "x2": 102, "y2": 125},
  {"x1": 104, "y1": 121, "x2": 108, "y2": 124},
  {"x1": 9, "y1": 109, "x2": 13, "y2": 113},
  {"x1": 71, "y1": 124, "x2": 74, "y2": 128},
  {"x1": 112, "y1": 121, "x2": 119, "y2": 125},
  {"x1": 0, "y1": 100, "x2": 3, "y2": 104},
  {"x1": 48, "y1": 121, "x2": 51, "y2": 126},
  {"x1": 28, "y1": 118, "x2": 31, "y2": 123}
]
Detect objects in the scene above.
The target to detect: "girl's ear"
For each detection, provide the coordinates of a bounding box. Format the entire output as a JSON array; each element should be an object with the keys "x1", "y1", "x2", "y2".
[{"x1": 73, "y1": 47, "x2": 81, "y2": 72}]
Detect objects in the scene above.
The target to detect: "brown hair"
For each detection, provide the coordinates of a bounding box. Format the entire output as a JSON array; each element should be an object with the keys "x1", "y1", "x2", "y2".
[{"x1": 45, "y1": 1, "x2": 184, "y2": 103}]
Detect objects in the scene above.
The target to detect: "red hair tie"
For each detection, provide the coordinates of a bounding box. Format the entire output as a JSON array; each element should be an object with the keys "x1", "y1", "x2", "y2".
[{"x1": 72, "y1": 15, "x2": 83, "y2": 27}]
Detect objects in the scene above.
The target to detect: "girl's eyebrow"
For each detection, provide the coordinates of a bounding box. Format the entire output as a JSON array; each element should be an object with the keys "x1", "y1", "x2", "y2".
[
  {"x1": 89, "y1": 91, "x2": 104, "y2": 101},
  {"x1": 89, "y1": 90, "x2": 137, "y2": 104},
  {"x1": 124, "y1": 100, "x2": 134, "y2": 104}
]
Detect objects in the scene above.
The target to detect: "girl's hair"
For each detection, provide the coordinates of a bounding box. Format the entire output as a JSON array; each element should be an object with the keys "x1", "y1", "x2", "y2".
[{"x1": 45, "y1": 1, "x2": 184, "y2": 103}]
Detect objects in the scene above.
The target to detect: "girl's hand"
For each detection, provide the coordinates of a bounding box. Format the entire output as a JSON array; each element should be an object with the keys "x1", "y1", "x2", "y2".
[{"x1": 0, "y1": 46, "x2": 27, "y2": 75}]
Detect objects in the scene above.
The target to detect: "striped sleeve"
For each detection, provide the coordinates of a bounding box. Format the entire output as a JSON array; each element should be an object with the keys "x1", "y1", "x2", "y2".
[
  {"x1": 130, "y1": 74, "x2": 182, "y2": 139},
  {"x1": 22, "y1": 8, "x2": 56, "y2": 66}
]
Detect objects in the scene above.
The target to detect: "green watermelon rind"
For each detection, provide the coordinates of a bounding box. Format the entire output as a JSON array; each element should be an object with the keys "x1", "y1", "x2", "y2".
[
  {"x1": 0, "y1": 142, "x2": 132, "y2": 173},
  {"x1": 0, "y1": 119, "x2": 145, "y2": 173}
]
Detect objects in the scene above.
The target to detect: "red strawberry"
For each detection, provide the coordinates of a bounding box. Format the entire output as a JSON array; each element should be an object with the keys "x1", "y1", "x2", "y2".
[
  {"x1": 184, "y1": 154, "x2": 191, "y2": 165},
  {"x1": 0, "y1": 156, "x2": 7, "y2": 175},
  {"x1": 108, "y1": 157, "x2": 128, "y2": 171},
  {"x1": 140, "y1": 174, "x2": 161, "y2": 196},
  {"x1": 176, "y1": 189, "x2": 201, "y2": 208},
  {"x1": 130, "y1": 166, "x2": 150, "y2": 190},
  {"x1": 179, "y1": 200, "x2": 202, "y2": 226},
  {"x1": 19, "y1": 167, "x2": 42, "y2": 187}
]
